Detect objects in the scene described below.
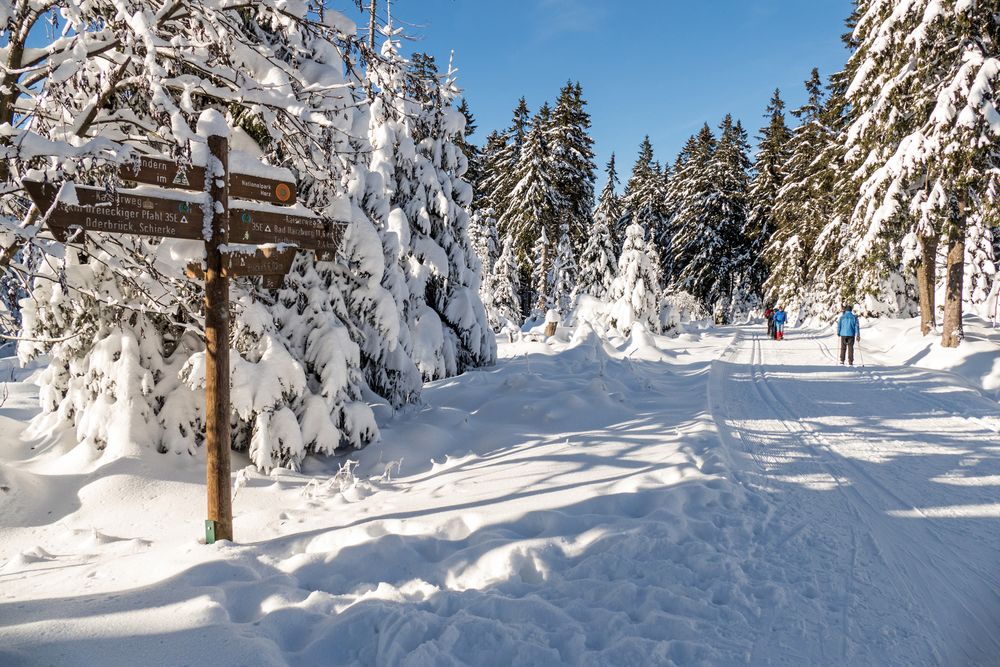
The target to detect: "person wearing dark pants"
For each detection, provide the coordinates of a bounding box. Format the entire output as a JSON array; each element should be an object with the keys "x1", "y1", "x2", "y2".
[
  {"x1": 840, "y1": 335, "x2": 856, "y2": 365},
  {"x1": 837, "y1": 304, "x2": 860, "y2": 365},
  {"x1": 773, "y1": 306, "x2": 787, "y2": 340}
]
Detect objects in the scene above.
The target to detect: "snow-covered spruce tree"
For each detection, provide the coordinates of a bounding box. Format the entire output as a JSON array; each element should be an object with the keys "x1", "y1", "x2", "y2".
[
  {"x1": 367, "y1": 47, "x2": 476, "y2": 381},
  {"x1": 577, "y1": 156, "x2": 620, "y2": 300},
  {"x1": 643, "y1": 227, "x2": 664, "y2": 311},
  {"x1": 803, "y1": 62, "x2": 859, "y2": 322},
  {"x1": 617, "y1": 137, "x2": 665, "y2": 262},
  {"x1": 713, "y1": 116, "x2": 753, "y2": 307},
  {"x1": 548, "y1": 81, "x2": 597, "y2": 244},
  {"x1": 765, "y1": 70, "x2": 831, "y2": 319},
  {"x1": 610, "y1": 222, "x2": 660, "y2": 335},
  {"x1": 489, "y1": 98, "x2": 532, "y2": 239},
  {"x1": 663, "y1": 135, "x2": 698, "y2": 285},
  {"x1": 594, "y1": 153, "x2": 622, "y2": 238},
  {"x1": 552, "y1": 222, "x2": 577, "y2": 313},
  {"x1": 843, "y1": 0, "x2": 1000, "y2": 345},
  {"x1": 671, "y1": 119, "x2": 752, "y2": 310},
  {"x1": 359, "y1": 21, "x2": 426, "y2": 406},
  {"x1": 503, "y1": 102, "x2": 558, "y2": 313},
  {"x1": 655, "y1": 159, "x2": 676, "y2": 273},
  {"x1": 671, "y1": 125, "x2": 715, "y2": 301},
  {"x1": 473, "y1": 130, "x2": 506, "y2": 213},
  {"x1": 470, "y1": 209, "x2": 500, "y2": 279},
  {"x1": 748, "y1": 89, "x2": 792, "y2": 300},
  {"x1": 395, "y1": 51, "x2": 495, "y2": 377},
  {"x1": 483, "y1": 233, "x2": 522, "y2": 329},
  {"x1": 470, "y1": 129, "x2": 506, "y2": 274},
  {"x1": 576, "y1": 216, "x2": 618, "y2": 301}
]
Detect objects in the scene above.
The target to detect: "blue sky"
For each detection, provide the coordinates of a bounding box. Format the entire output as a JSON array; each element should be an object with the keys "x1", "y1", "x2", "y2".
[{"x1": 355, "y1": 0, "x2": 854, "y2": 188}]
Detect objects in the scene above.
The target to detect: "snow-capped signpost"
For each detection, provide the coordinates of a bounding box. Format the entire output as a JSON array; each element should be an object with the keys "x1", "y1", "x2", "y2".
[{"x1": 22, "y1": 116, "x2": 347, "y2": 545}]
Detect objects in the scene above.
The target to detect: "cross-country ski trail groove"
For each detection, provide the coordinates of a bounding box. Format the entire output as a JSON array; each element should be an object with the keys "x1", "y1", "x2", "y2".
[{"x1": 710, "y1": 328, "x2": 1000, "y2": 665}]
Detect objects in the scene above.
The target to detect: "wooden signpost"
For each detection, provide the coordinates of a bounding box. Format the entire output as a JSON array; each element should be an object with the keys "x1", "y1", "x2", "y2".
[{"x1": 24, "y1": 144, "x2": 347, "y2": 545}]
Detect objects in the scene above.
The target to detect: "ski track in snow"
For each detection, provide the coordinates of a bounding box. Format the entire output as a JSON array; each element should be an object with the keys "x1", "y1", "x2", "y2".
[
  {"x1": 714, "y1": 329, "x2": 1000, "y2": 665},
  {"x1": 0, "y1": 325, "x2": 999, "y2": 665}
]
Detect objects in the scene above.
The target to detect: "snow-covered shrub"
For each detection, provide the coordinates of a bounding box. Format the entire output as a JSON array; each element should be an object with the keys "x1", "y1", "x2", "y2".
[
  {"x1": 609, "y1": 223, "x2": 661, "y2": 335},
  {"x1": 660, "y1": 291, "x2": 706, "y2": 333}
]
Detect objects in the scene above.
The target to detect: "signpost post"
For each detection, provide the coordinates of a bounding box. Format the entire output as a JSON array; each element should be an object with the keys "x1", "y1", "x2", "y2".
[
  {"x1": 203, "y1": 133, "x2": 233, "y2": 543},
  {"x1": 23, "y1": 144, "x2": 347, "y2": 545}
]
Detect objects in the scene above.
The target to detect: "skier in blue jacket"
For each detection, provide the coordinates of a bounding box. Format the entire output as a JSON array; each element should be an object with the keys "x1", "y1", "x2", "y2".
[
  {"x1": 837, "y1": 304, "x2": 860, "y2": 365},
  {"x1": 773, "y1": 306, "x2": 787, "y2": 339}
]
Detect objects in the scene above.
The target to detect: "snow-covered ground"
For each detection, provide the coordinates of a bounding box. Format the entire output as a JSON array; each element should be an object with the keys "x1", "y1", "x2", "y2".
[{"x1": 1, "y1": 318, "x2": 998, "y2": 665}]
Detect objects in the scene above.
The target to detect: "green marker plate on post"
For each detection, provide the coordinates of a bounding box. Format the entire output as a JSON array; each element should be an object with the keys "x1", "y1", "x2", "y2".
[{"x1": 205, "y1": 519, "x2": 217, "y2": 544}]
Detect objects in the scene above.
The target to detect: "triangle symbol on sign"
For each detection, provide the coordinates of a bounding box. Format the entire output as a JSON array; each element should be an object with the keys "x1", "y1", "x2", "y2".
[
  {"x1": 180, "y1": 216, "x2": 188, "y2": 225},
  {"x1": 173, "y1": 169, "x2": 190, "y2": 186},
  {"x1": 264, "y1": 225, "x2": 271, "y2": 232}
]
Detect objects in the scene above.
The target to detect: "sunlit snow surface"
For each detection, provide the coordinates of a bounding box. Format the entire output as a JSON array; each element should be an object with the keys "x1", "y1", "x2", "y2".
[{"x1": 1, "y1": 317, "x2": 999, "y2": 665}]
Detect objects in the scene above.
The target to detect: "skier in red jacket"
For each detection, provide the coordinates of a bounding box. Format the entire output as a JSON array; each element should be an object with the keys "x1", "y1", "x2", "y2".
[{"x1": 764, "y1": 305, "x2": 775, "y2": 339}]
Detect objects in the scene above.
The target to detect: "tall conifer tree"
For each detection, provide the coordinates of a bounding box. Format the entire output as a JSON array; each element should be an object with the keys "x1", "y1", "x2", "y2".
[
  {"x1": 765, "y1": 70, "x2": 831, "y2": 317},
  {"x1": 578, "y1": 155, "x2": 621, "y2": 300},
  {"x1": 548, "y1": 82, "x2": 597, "y2": 243},
  {"x1": 747, "y1": 90, "x2": 792, "y2": 298},
  {"x1": 618, "y1": 137, "x2": 663, "y2": 255}
]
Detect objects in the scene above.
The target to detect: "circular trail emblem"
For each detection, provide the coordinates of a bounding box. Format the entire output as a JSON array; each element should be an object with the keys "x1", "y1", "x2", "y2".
[
  {"x1": 178, "y1": 202, "x2": 191, "y2": 213},
  {"x1": 275, "y1": 183, "x2": 292, "y2": 202}
]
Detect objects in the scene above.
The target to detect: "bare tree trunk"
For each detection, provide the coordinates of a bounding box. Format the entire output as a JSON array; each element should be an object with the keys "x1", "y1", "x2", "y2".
[
  {"x1": 369, "y1": 0, "x2": 377, "y2": 50},
  {"x1": 917, "y1": 233, "x2": 939, "y2": 336},
  {"x1": 941, "y1": 204, "x2": 966, "y2": 348}
]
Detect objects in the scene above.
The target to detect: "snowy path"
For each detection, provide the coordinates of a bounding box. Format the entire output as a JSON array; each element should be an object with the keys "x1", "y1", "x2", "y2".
[
  {"x1": 712, "y1": 329, "x2": 1000, "y2": 664},
  {"x1": 1, "y1": 325, "x2": 999, "y2": 665}
]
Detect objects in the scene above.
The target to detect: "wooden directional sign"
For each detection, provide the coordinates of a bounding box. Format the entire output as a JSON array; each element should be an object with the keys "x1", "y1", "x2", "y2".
[
  {"x1": 23, "y1": 181, "x2": 203, "y2": 242},
  {"x1": 230, "y1": 208, "x2": 347, "y2": 261},
  {"x1": 118, "y1": 155, "x2": 296, "y2": 205},
  {"x1": 225, "y1": 247, "x2": 297, "y2": 277},
  {"x1": 186, "y1": 247, "x2": 297, "y2": 287},
  {"x1": 23, "y1": 181, "x2": 344, "y2": 260}
]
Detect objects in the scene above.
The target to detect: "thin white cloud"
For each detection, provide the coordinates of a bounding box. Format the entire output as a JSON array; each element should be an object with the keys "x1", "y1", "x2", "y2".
[{"x1": 534, "y1": 0, "x2": 608, "y2": 39}]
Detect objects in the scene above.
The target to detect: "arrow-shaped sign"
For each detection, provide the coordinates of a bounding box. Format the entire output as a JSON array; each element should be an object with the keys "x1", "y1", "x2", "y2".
[
  {"x1": 23, "y1": 180, "x2": 346, "y2": 263},
  {"x1": 186, "y1": 246, "x2": 298, "y2": 285},
  {"x1": 23, "y1": 181, "x2": 205, "y2": 242},
  {"x1": 229, "y1": 207, "x2": 347, "y2": 259},
  {"x1": 118, "y1": 155, "x2": 296, "y2": 205}
]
